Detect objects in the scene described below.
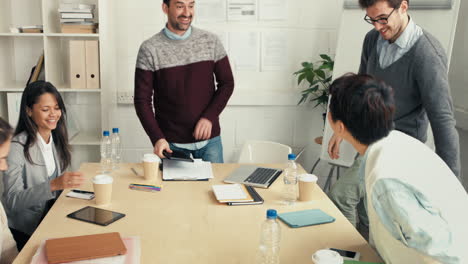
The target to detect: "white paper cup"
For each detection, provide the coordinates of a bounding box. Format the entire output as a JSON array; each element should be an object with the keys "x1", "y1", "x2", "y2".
[
  {"x1": 92, "y1": 174, "x2": 113, "y2": 206},
  {"x1": 299, "y1": 174, "x2": 318, "y2": 201},
  {"x1": 312, "y1": 249, "x2": 344, "y2": 264},
  {"x1": 143, "y1": 154, "x2": 160, "y2": 180}
]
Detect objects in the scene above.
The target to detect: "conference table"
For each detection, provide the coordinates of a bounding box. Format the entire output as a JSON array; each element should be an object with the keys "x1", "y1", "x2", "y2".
[{"x1": 14, "y1": 163, "x2": 382, "y2": 263}]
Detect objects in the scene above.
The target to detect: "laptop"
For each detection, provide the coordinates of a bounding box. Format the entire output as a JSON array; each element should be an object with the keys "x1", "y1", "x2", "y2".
[{"x1": 224, "y1": 165, "x2": 283, "y2": 188}]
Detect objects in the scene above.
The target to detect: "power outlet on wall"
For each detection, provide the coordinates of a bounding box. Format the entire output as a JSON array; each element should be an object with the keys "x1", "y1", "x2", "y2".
[{"x1": 117, "y1": 92, "x2": 134, "y2": 104}]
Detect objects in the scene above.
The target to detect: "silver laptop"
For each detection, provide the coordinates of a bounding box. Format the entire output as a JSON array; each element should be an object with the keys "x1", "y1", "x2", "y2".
[{"x1": 224, "y1": 165, "x2": 283, "y2": 188}]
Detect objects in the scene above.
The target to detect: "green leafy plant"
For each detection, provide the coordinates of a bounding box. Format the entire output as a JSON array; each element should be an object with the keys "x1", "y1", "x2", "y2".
[{"x1": 294, "y1": 54, "x2": 334, "y2": 108}]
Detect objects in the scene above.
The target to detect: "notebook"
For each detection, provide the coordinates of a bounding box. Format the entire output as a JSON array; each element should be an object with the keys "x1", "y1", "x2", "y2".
[
  {"x1": 278, "y1": 209, "x2": 335, "y2": 228},
  {"x1": 45, "y1": 232, "x2": 127, "y2": 264},
  {"x1": 212, "y1": 184, "x2": 253, "y2": 203},
  {"x1": 227, "y1": 185, "x2": 264, "y2": 205},
  {"x1": 223, "y1": 165, "x2": 282, "y2": 188}
]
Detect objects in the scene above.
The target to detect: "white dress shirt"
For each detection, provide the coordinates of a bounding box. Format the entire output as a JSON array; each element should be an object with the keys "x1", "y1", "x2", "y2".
[{"x1": 37, "y1": 133, "x2": 56, "y2": 177}]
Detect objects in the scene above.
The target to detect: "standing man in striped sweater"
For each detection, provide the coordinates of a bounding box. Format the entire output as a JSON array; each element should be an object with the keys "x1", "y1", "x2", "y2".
[{"x1": 134, "y1": 0, "x2": 234, "y2": 163}]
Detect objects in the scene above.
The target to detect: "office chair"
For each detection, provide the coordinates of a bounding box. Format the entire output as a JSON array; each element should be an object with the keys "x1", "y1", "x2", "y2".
[{"x1": 237, "y1": 140, "x2": 292, "y2": 163}]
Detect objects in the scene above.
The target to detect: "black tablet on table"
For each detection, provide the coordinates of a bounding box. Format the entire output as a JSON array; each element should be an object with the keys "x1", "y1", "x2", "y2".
[{"x1": 67, "y1": 206, "x2": 125, "y2": 226}]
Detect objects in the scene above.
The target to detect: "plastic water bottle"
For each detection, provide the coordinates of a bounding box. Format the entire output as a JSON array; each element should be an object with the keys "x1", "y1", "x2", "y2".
[
  {"x1": 100, "y1": 130, "x2": 112, "y2": 173},
  {"x1": 111, "y1": 128, "x2": 122, "y2": 170},
  {"x1": 256, "y1": 209, "x2": 281, "y2": 264},
  {"x1": 283, "y1": 153, "x2": 298, "y2": 205}
]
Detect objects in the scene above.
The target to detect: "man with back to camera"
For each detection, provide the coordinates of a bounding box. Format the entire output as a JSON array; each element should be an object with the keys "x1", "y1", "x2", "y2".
[
  {"x1": 134, "y1": 0, "x2": 234, "y2": 163},
  {"x1": 327, "y1": 0, "x2": 461, "y2": 231},
  {"x1": 327, "y1": 73, "x2": 468, "y2": 264}
]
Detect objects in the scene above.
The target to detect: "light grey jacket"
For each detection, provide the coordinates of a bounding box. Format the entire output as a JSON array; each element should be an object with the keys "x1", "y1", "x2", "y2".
[{"x1": 2, "y1": 132, "x2": 61, "y2": 235}]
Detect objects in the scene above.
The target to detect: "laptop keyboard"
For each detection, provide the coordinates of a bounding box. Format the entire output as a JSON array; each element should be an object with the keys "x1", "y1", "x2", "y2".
[{"x1": 245, "y1": 168, "x2": 280, "y2": 184}]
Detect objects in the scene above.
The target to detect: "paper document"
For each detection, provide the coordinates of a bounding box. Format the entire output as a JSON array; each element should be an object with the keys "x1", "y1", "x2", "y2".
[
  {"x1": 228, "y1": 0, "x2": 257, "y2": 21},
  {"x1": 163, "y1": 159, "x2": 214, "y2": 180},
  {"x1": 259, "y1": 0, "x2": 287, "y2": 20},
  {"x1": 261, "y1": 31, "x2": 289, "y2": 71},
  {"x1": 197, "y1": 0, "x2": 226, "y2": 22},
  {"x1": 229, "y1": 31, "x2": 259, "y2": 70}
]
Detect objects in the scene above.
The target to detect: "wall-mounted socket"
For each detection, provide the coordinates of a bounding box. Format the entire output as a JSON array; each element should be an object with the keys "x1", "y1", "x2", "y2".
[{"x1": 117, "y1": 92, "x2": 134, "y2": 104}]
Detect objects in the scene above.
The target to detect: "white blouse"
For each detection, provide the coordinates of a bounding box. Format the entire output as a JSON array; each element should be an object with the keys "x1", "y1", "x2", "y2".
[{"x1": 37, "y1": 133, "x2": 56, "y2": 177}]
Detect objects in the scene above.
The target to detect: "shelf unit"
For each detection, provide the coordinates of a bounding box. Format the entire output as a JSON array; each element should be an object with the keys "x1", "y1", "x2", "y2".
[{"x1": 0, "y1": 0, "x2": 109, "y2": 170}]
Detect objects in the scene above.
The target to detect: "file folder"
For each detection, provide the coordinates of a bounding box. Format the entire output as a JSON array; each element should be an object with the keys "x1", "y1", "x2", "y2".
[
  {"x1": 69, "y1": 40, "x2": 86, "y2": 89},
  {"x1": 85, "y1": 40, "x2": 100, "y2": 89}
]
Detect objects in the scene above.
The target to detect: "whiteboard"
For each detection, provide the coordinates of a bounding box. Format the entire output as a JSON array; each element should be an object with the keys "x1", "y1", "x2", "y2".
[
  {"x1": 321, "y1": 0, "x2": 461, "y2": 167},
  {"x1": 344, "y1": 0, "x2": 453, "y2": 9}
]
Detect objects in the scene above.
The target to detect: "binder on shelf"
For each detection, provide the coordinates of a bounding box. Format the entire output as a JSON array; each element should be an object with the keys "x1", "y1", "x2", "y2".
[
  {"x1": 85, "y1": 40, "x2": 100, "y2": 89},
  {"x1": 6, "y1": 93, "x2": 22, "y2": 127},
  {"x1": 69, "y1": 40, "x2": 86, "y2": 89}
]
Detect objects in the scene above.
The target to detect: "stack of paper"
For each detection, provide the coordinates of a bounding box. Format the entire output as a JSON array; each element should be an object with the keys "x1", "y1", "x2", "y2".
[
  {"x1": 162, "y1": 159, "x2": 213, "y2": 181},
  {"x1": 212, "y1": 184, "x2": 253, "y2": 203}
]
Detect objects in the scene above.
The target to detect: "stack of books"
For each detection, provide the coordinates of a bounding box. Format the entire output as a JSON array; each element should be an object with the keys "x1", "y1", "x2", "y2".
[
  {"x1": 59, "y1": 3, "x2": 98, "y2": 33},
  {"x1": 212, "y1": 184, "x2": 264, "y2": 205},
  {"x1": 20, "y1": 25, "x2": 43, "y2": 33}
]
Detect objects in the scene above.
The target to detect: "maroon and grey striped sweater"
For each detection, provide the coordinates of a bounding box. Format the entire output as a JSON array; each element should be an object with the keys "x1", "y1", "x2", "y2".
[{"x1": 134, "y1": 27, "x2": 234, "y2": 145}]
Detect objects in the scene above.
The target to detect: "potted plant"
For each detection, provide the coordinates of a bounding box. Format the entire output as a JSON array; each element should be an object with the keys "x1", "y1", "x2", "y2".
[{"x1": 294, "y1": 54, "x2": 334, "y2": 113}]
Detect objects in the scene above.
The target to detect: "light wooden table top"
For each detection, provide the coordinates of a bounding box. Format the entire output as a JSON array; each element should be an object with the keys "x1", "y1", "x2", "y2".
[{"x1": 14, "y1": 163, "x2": 382, "y2": 264}]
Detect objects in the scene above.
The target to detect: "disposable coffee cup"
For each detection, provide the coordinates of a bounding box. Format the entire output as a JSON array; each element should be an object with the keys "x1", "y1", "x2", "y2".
[
  {"x1": 299, "y1": 174, "x2": 318, "y2": 201},
  {"x1": 312, "y1": 249, "x2": 344, "y2": 264},
  {"x1": 143, "y1": 154, "x2": 160, "y2": 180},
  {"x1": 92, "y1": 174, "x2": 113, "y2": 206}
]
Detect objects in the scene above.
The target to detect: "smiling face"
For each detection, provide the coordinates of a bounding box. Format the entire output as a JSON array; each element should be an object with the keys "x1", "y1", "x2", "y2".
[
  {"x1": 163, "y1": 0, "x2": 195, "y2": 35},
  {"x1": 365, "y1": 0, "x2": 408, "y2": 43},
  {"x1": 27, "y1": 93, "x2": 61, "y2": 138}
]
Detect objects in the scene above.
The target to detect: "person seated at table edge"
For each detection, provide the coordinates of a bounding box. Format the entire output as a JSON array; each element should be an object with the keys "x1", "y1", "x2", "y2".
[
  {"x1": 2, "y1": 81, "x2": 85, "y2": 251},
  {"x1": 0, "y1": 117, "x2": 18, "y2": 263},
  {"x1": 327, "y1": 73, "x2": 468, "y2": 264}
]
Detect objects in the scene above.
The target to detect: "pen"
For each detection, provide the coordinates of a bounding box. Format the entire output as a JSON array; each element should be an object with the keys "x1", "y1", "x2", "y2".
[
  {"x1": 131, "y1": 168, "x2": 139, "y2": 176},
  {"x1": 72, "y1": 189, "x2": 94, "y2": 194},
  {"x1": 130, "y1": 183, "x2": 162, "y2": 188}
]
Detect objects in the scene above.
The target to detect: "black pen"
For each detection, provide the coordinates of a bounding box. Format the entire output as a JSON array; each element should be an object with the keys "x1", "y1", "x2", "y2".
[{"x1": 72, "y1": 189, "x2": 94, "y2": 194}]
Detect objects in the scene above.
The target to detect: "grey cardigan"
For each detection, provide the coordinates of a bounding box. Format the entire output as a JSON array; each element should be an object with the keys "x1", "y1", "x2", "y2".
[
  {"x1": 2, "y1": 132, "x2": 62, "y2": 235},
  {"x1": 359, "y1": 29, "x2": 460, "y2": 177}
]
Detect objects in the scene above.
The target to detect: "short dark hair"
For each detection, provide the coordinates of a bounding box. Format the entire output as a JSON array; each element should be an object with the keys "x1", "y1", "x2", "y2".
[
  {"x1": 0, "y1": 117, "x2": 13, "y2": 146},
  {"x1": 328, "y1": 73, "x2": 395, "y2": 145},
  {"x1": 359, "y1": 0, "x2": 408, "y2": 9},
  {"x1": 163, "y1": 0, "x2": 170, "y2": 6}
]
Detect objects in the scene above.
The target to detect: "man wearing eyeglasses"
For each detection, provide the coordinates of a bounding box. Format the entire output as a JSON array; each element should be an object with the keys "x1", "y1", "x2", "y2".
[{"x1": 328, "y1": 0, "x2": 460, "y2": 236}]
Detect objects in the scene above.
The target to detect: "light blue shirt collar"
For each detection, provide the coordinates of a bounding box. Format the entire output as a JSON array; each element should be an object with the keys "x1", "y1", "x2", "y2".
[
  {"x1": 163, "y1": 25, "x2": 192, "y2": 40},
  {"x1": 392, "y1": 16, "x2": 417, "y2": 49}
]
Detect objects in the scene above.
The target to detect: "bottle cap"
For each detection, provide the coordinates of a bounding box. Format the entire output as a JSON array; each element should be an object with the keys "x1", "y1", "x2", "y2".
[
  {"x1": 266, "y1": 209, "x2": 277, "y2": 219},
  {"x1": 103, "y1": 130, "x2": 110, "y2": 136},
  {"x1": 288, "y1": 153, "x2": 296, "y2": 160},
  {"x1": 112, "y1": 128, "x2": 119, "y2": 133}
]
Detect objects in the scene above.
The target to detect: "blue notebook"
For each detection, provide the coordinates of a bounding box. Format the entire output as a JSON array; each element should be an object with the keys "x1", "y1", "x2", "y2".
[{"x1": 278, "y1": 209, "x2": 335, "y2": 228}]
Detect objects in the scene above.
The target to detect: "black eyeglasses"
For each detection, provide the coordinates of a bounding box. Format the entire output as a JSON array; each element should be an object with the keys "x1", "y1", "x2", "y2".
[{"x1": 364, "y1": 8, "x2": 396, "y2": 25}]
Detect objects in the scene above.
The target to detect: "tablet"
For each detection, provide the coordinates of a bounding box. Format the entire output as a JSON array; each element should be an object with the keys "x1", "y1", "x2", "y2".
[{"x1": 67, "y1": 206, "x2": 125, "y2": 226}]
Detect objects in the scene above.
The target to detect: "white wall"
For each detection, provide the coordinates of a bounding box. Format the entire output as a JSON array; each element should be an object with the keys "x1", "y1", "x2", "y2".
[
  {"x1": 106, "y1": 0, "x2": 343, "y2": 178},
  {"x1": 449, "y1": 0, "x2": 468, "y2": 130}
]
